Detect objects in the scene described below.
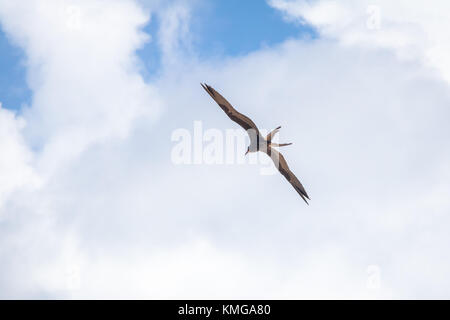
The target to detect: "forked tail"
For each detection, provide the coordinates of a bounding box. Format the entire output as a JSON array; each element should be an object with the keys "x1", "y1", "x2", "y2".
[{"x1": 270, "y1": 143, "x2": 293, "y2": 147}]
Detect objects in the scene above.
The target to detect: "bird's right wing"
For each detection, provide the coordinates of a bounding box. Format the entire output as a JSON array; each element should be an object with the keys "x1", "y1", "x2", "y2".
[
  {"x1": 201, "y1": 83, "x2": 260, "y2": 136},
  {"x1": 268, "y1": 147, "x2": 310, "y2": 204}
]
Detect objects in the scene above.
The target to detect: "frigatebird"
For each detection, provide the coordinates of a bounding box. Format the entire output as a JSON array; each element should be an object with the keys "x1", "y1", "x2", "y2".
[{"x1": 201, "y1": 83, "x2": 310, "y2": 204}]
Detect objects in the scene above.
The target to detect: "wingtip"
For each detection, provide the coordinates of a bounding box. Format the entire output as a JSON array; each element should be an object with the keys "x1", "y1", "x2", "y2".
[
  {"x1": 201, "y1": 83, "x2": 216, "y2": 97},
  {"x1": 302, "y1": 196, "x2": 310, "y2": 205},
  {"x1": 296, "y1": 187, "x2": 310, "y2": 205},
  {"x1": 201, "y1": 83, "x2": 210, "y2": 94}
]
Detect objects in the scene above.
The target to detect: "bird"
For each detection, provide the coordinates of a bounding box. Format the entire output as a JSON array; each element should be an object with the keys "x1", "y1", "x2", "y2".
[{"x1": 201, "y1": 83, "x2": 310, "y2": 204}]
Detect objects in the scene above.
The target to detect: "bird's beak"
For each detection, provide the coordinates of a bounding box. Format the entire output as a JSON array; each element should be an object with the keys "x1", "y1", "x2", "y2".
[{"x1": 245, "y1": 150, "x2": 249, "y2": 156}]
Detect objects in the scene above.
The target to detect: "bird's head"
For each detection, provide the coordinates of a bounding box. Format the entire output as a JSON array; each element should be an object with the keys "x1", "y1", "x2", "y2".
[{"x1": 245, "y1": 146, "x2": 250, "y2": 156}]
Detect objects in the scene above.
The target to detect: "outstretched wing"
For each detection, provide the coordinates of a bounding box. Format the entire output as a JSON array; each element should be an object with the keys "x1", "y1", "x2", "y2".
[
  {"x1": 201, "y1": 83, "x2": 261, "y2": 137},
  {"x1": 268, "y1": 147, "x2": 310, "y2": 204}
]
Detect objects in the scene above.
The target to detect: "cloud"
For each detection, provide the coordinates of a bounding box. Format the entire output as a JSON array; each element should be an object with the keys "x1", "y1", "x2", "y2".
[
  {"x1": 0, "y1": 0, "x2": 162, "y2": 297},
  {"x1": 161, "y1": 34, "x2": 450, "y2": 296},
  {"x1": 157, "y1": 1, "x2": 193, "y2": 65},
  {"x1": 0, "y1": 103, "x2": 39, "y2": 209},
  {"x1": 268, "y1": 0, "x2": 450, "y2": 83},
  {"x1": 0, "y1": 0, "x2": 162, "y2": 176},
  {"x1": 1, "y1": 0, "x2": 450, "y2": 299}
]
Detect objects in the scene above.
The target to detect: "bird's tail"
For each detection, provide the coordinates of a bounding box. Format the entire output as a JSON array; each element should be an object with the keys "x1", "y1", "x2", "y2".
[{"x1": 270, "y1": 143, "x2": 293, "y2": 147}]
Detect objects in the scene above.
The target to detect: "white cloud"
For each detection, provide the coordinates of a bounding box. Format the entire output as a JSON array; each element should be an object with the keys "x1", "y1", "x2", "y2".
[
  {"x1": 0, "y1": 103, "x2": 39, "y2": 209},
  {"x1": 269, "y1": 0, "x2": 450, "y2": 83},
  {"x1": 0, "y1": 0, "x2": 162, "y2": 176},
  {"x1": 0, "y1": 0, "x2": 162, "y2": 297},
  {"x1": 157, "y1": 2, "x2": 192, "y2": 65}
]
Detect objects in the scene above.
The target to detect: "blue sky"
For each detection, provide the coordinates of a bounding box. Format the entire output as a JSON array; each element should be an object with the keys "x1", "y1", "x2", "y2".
[
  {"x1": 1, "y1": 0, "x2": 314, "y2": 111},
  {"x1": 0, "y1": 31, "x2": 30, "y2": 111},
  {"x1": 191, "y1": 0, "x2": 315, "y2": 57}
]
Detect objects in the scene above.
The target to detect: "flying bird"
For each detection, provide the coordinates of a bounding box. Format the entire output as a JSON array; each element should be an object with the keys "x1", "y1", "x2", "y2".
[{"x1": 201, "y1": 83, "x2": 310, "y2": 204}]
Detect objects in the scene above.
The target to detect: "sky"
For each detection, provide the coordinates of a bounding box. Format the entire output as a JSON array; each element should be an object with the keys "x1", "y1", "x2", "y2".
[
  {"x1": 0, "y1": 0, "x2": 313, "y2": 108},
  {"x1": 1, "y1": 0, "x2": 450, "y2": 299},
  {"x1": 0, "y1": 30, "x2": 30, "y2": 111}
]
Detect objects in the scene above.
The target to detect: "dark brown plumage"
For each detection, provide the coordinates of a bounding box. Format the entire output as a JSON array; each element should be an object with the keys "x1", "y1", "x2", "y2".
[
  {"x1": 201, "y1": 83, "x2": 310, "y2": 204},
  {"x1": 201, "y1": 83, "x2": 264, "y2": 142},
  {"x1": 267, "y1": 147, "x2": 310, "y2": 204}
]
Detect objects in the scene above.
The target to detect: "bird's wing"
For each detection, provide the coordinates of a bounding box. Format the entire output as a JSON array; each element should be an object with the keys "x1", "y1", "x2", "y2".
[
  {"x1": 268, "y1": 147, "x2": 310, "y2": 204},
  {"x1": 201, "y1": 83, "x2": 261, "y2": 136}
]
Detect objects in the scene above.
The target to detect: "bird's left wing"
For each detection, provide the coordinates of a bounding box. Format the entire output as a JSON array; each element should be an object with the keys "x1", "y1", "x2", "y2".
[
  {"x1": 268, "y1": 147, "x2": 310, "y2": 204},
  {"x1": 201, "y1": 83, "x2": 260, "y2": 135}
]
